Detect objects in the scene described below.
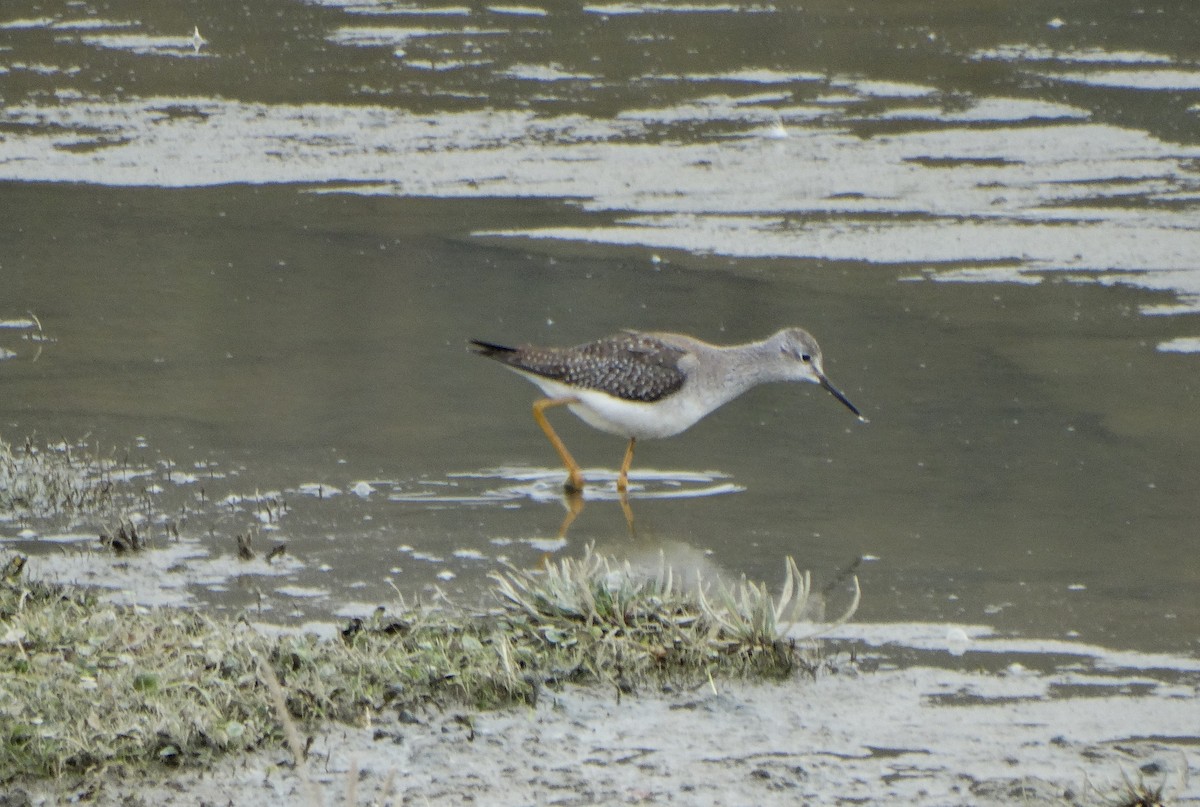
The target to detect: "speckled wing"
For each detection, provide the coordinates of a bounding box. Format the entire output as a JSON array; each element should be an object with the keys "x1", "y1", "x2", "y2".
[{"x1": 470, "y1": 332, "x2": 688, "y2": 403}]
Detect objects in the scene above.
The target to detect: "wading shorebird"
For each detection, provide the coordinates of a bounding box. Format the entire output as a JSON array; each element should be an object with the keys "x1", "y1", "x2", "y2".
[{"x1": 469, "y1": 328, "x2": 865, "y2": 494}]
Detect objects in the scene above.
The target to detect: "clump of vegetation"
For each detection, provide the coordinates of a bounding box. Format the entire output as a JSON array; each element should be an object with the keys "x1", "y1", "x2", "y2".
[
  {"x1": 1101, "y1": 770, "x2": 1171, "y2": 807},
  {"x1": 0, "y1": 547, "x2": 858, "y2": 784},
  {"x1": 1, "y1": 434, "x2": 860, "y2": 787},
  {"x1": 0, "y1": 437, "x2": 115, "y2": 517},
  {"x1": 97, "y1": 518, "x2": 148, "y2": 553},
  {"x1": 697, "y1": 556, "x2": 860, "y2": 647},
  {"x1": 492, "y1": 549, "x2": 859, "y2": 680}
]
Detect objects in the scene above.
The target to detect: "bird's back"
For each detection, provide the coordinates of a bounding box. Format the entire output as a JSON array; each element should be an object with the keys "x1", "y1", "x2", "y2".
[{"x1": 469, "y1": 332, "x2": 688, "y2": 403}]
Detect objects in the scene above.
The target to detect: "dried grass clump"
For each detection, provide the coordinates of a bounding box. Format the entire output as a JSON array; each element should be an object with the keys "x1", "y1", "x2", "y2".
[
  {"x1": 491, "y1": 546, "x2": 859, "y2": 679},
  {"x1": 1096, "y1": 768, "x2": 1174, "y2": 807},
  {"x1": 697, "y1": 556, "x2": 860, "y2": 646}
]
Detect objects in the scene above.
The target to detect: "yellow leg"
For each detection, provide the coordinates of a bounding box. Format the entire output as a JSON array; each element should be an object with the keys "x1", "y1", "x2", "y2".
[
  {"x1": 617, "y1": 437, "x2": 636, "y2": 493},
  {"x1": 557, "y1": 489, "x2": 585, "y2": 538},
  {"x1": 618, "y1": 490, "x2": 636, "y2": 536},
  {"x1": 532, "y1": 397, "x2": 585, "y2": 493}
]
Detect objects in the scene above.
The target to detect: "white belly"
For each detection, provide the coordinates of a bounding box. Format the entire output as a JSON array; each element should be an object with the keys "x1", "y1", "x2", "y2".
[{"x1": 528, "y1": 377, "x2": 711, "y2": 440}]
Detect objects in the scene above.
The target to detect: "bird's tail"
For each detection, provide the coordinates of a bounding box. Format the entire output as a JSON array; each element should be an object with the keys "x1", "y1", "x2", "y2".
[{"x1": 468, "y1": 339, "x2": 518, "y2": 358}]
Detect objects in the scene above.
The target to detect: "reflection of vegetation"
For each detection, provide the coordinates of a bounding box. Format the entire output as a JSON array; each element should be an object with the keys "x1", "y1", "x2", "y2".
[
  {"x1": 0, "y1": 311, "x2": 55, "y2": 362},
  {"x1": 2, "y1": 436, "x2": 193, "y2": 553},
  {"x1": 0, "y1": 437, "x2": 115, "y2": 517},
  {"x1": 0, "y1": 548, "x2": 855, "y2": 784},
  {"x1": 97, "y1": 518, "x2": 147, "y2": 553}
]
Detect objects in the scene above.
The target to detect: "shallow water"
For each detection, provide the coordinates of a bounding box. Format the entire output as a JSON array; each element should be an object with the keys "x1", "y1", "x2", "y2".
[{"x1": 1, "y1": 0, "x2": 1198, "y2": 655}]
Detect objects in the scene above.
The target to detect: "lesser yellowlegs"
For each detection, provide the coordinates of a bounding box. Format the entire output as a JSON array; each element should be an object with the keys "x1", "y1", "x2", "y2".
[{"x1": 470, "y1": 328, "x2": 864, "y2": 494}]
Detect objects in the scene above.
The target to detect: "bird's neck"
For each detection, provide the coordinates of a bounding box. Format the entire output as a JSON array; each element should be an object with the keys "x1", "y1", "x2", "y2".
[{"x1": 706, "y1": 339, "x2": 782, "y2": 405}]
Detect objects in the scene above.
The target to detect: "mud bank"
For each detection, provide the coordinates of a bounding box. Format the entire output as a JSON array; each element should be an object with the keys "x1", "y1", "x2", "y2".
[{"x1": 19, "y1": 643, "x2": 1199, "y2": 806}]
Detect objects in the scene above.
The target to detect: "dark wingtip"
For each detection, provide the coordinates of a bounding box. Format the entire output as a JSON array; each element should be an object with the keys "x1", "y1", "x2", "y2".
[{"x1": 468, "y1": 338, "x2": 517, "y2": 358}]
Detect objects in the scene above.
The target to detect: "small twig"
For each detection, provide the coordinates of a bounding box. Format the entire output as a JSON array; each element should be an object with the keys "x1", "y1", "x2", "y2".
[{"x1": 258, "y1": 654, "x2": 322, "y2": 807}]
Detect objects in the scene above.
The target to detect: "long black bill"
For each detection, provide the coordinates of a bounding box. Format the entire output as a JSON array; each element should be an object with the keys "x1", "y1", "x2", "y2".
[{"x1": 819, "y1": 374, "x2": 864, "y2": 420}]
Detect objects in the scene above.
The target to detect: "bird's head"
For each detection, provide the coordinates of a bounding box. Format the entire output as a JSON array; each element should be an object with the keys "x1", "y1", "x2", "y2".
[{"x1": 769, "y1": 328, "x2": 864, "y2": 420}]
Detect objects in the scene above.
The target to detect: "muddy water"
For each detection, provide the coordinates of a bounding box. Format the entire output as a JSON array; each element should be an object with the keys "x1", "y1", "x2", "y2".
[{"x1": 1, "y1": 1, "x2": 1198, "y2": 655}]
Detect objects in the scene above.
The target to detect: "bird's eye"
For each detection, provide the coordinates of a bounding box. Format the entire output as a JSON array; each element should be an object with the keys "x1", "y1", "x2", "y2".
[{"x1": 801, "y1": 354, "x2": 812, "y2": 363}]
